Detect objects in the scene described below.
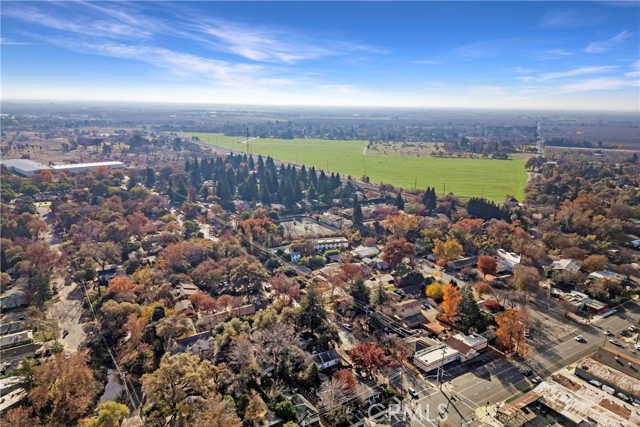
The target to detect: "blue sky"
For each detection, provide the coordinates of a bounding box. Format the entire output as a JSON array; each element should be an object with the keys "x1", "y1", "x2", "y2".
[{"x1": 1, "y1": 1, "x2": 639, "y2": 111}]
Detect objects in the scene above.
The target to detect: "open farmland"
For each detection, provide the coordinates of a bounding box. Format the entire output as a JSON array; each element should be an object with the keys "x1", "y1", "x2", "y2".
[{"x1": 180, "y1": 132, "x2": 530, "y2": 202}]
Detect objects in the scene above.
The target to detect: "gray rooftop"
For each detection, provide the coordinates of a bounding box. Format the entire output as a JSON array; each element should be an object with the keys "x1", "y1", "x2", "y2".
[{"x1": 0, "y1": 158, "x2": 51, "y2": 172}]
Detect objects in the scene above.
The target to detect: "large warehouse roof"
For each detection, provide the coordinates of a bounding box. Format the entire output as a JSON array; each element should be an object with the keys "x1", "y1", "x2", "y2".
[{"x1": 0, "y1": 159, "x2": 52, "y2": 176}]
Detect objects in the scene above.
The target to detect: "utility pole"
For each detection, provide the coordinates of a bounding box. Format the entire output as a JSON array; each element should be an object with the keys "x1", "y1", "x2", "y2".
[
  {"x1": 515, "y1": 320, "x2": 525, "y2": 355},
  {"x1": 437, "y1": 346, "x2": 447, "y2": 390},
  {"x1": 246, "y1": 127, "x2": 249, "y2": 156}
]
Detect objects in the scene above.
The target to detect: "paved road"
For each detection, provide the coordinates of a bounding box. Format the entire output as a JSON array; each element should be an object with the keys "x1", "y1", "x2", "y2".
[{"x1": 404, "y1": 300, "x2": 640, "y2": 426}]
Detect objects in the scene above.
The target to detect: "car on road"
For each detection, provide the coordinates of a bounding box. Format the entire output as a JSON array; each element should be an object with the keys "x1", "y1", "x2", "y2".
[
  {"x1": 531, "y1": 376, "x2": 542, "y2": 384},
  {"x1": 635, "y1": 344, "x2": 640, "y2": 351},
  {"x1": 575, "y1": 335, "x2": 584, "y2": 342},
  {"x1": 621, "y1": 330, "x2": 631, "y2": 337},
  {"x1": 609, "y1": 339, "x2": 623, "y2": 347},
  {"x1": 408, "y1": 387, "x2": 419, "y2": 399},
  {"x1": 521, "y1": 368, "x2": 533, "y2": 376},
  {"x1": 342, "y1": 323, "x2": 353, "y2": 331},
  {"x1": 604, "y1": 329, "x2": 613, "y2": 336},
  {"x1": 628, "y1": 325, "x2": 638, "y2": 332}
]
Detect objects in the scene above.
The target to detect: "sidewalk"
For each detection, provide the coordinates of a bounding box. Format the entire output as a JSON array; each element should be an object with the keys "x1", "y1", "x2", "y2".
[{"x1": 475, "y1": 404, "x2": 503, "y2": 427}]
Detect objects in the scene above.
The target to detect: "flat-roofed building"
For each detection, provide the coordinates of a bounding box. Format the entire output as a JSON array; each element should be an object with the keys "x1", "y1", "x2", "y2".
[
  {"x1": 50, "y1": 161, "x2": 125, "y2": 173},
  {"x1": 312, "y1": 237, "x2": 349, "y2": 253},
  {"x1": 0, "y1": 159, "x2": 51, "y2": 177},
  {"x1": 413, "y1": 344, "x2": 460, "y2": 373},
  {"x1": 575, "y1": 356, "x2": 640, "y2": 400}
]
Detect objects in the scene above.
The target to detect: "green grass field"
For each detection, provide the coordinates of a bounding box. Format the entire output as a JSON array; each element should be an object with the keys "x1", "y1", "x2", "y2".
[{"x1": 180, "y1": 133, "x2": 529, "y2": 202}]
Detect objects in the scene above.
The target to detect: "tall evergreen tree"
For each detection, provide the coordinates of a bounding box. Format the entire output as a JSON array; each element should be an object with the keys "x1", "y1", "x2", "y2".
[
  {"x1": 145, "y1": 167, "x2": 156, "y2": 188},
  {"x1": 456, "y1": 285, "x2": 486, "y2": 333},
  {"x1": 352, "y1": 196, "x2": 363, "y2": 226},
  {"x1": 307, "y1": 183, "x2": 318, "y2": 202},
  {"x1": 349, "y1": 277, "x2": 370, "y2": 304},
  {"x1": 395, "y1": 192, "x2": 405, "y2": 210},
  {"x1": 260, "y1": 181, "x2": 271, "y2": 205},
  {"x1": 296, "y1": 285, "x2": 327, "y2": 331}
]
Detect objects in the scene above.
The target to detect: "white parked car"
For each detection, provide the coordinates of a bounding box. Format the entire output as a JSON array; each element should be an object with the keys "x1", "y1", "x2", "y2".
[{"x1": 575, "y1": 335, "x2": 584, "y2": 342}]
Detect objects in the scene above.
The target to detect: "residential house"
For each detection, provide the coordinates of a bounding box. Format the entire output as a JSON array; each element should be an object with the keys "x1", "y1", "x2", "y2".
[
  {"x1": 195, "y1": 304, "x2": 256, "y2": 332},
  {"x1": 447, "y1": 256, "x2": 477, "y2": 272},
  {"x1": 285, "y1": 248, "x2": 301, "y2": 263},
  {"x1": 356, "y1": 380, "x2": 381, "y2": 406},
  {"x1": 169, "y1": 331, "x2": 214, "y2": 357},
  {"x1": 97, "y1": 265, "x2": 119, "y2": 284},
  {"x1": 0, "y1": 288, "x2": 27, "y2": 310},
  {"x1": 496, "y1": 249, "x2": 520, "y2": 272},
  {"x1": 0, "y1": 330, "x2": 33, "y2": 350},
  {"x1": 175, "y1": 283, "x2": 200, "y2": 300},
  {"x1": 174, "y1": 300, "x2": 196, "y2": 318},
  {"x1": 0, "y1": 321, "x2": 28, "y2": 336},
  {"x1": 291, "y1": 394, "x2": 320, "y2": 427},
  {"x1": 312, "y1": 349, "x2": 342, "y2": 371},
  {"x1": 394, "y1": 299, "x2": 422, "y2": 318},
  {"x1": 450, "y1": 333, "x2": 488, "y2": 351},
  {"x1": 589, "y1": 270, "x2": 627, "y2": 284},
  {"x1": 351, "y1": 246, "x2": 381, "y2": 260},
  {"x1": 363, "y1": 257, "x2": 389, "y2": 271},
  {"x1": 550, "y1": 259, "x2": 582, "y2": 275},
  {"x1": 444, "y1": 337, "x2": 479, "y2": 361},
  {"x1": 445, "y1": 333, "x2": 487, "y2": 361}
]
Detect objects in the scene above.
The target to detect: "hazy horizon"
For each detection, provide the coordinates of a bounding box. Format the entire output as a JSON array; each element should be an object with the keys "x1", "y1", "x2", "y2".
[{"x1": 2, "y1": 1, "x2": 639, "y2": 112}]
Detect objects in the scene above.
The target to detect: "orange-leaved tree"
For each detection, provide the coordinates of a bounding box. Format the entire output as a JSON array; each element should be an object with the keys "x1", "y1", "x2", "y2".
[
  {"x1": 495, "y1": 309, "x2": 528, "y2": 354},
  {"x1": 441, "y1": 283, "x2": 463, "y2": 322}
]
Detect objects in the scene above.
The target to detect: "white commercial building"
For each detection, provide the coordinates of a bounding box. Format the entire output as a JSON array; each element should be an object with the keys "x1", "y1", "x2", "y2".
[
  {"x1": 51, "y1": 161, "x2": 125, "y2": 173},
  {"x1": 413, "y1": 344, "x2": 460, "y2": 373},
  {"x1": 1, "y1": 159, "x2": 125, "y2": 177},
  {"x1": 0, "y1": 159, "x2": 51, "y2": 177}
]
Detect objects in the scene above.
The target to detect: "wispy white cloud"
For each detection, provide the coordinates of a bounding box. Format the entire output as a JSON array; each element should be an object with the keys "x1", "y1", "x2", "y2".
[
  {"x1": 585, "y1": 31, "x2": 630, "y2": 53},
  {"x1": 199, "y1": 21, "x2": 334, "y2": 63},
  {"x1": 539, "y1": 9, "x2": 603, "y2": 28},
  {"x1": 513, "y1": 66, "x2": 536, "y2": 74},
  {"x1": 45, "y1": 37, "x2": 277, "y2": 88},
  {"x1": 626, "y1": 59, "x2": 640, "y2": 78},
  {"x1": 0, "y1": 37, "x2": 31, "y2": 45},
  {"x1": 539, "y1": 65, "x2": 618, "y2": 80},
  {"x1": 556, "y1": 77, "x2": 639, "y2": 93},
  {"x1": 2, "y1": 5, "x2": 154, "y2": 40}
]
